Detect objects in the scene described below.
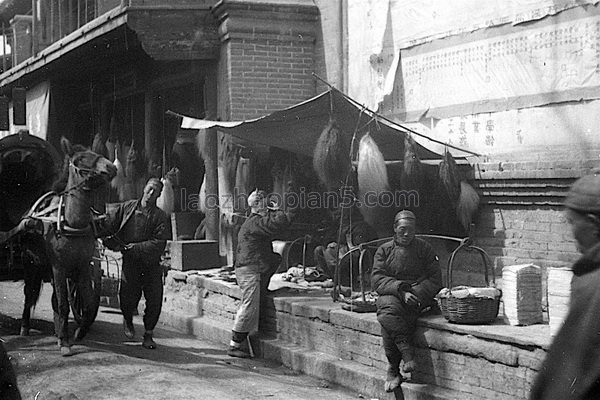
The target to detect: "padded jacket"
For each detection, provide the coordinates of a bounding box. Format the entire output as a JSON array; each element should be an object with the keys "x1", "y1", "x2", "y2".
[
  {"x1": 104, "y1": 199, "x2": 169, "y2": 264},
  {"x1": 235, "y1": 209, "x2": 292, "y2": 272},
  {"x1": 371, "y1": 236, "x2": 442, "y2": 306}
]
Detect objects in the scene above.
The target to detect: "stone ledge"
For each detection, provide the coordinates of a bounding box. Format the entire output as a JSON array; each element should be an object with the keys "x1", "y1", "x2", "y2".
[
  {"x1": 160, "y1": 309, "x2": 478, "y2": 400},
  {"x1": 161, "y1": 270, "x2": 550, "y2": 399}
]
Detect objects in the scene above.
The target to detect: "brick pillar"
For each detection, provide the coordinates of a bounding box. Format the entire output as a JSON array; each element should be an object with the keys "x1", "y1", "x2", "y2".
[
  {"x1": 211, "y1": 1, "x2": 319, "y2": 264},
  {"x1": 211, "y1": 0, "x2": 319, "y2": 121}
]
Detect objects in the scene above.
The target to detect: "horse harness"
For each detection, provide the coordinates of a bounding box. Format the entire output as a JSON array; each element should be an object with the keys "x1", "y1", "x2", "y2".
[
  {"x1": 26, "y1": 192, "x2": 94, "y2": 237},
  {"x1": 28, "y1": 152, "x2": 107, "y2": 236}
]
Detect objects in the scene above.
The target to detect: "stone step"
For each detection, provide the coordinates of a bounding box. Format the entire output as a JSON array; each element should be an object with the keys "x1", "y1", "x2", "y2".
[
  {"x1": 162, "y1": 271, "x2": 546, "y2": 399},
  {"x1": 159, "y1": 310, "x2": 477, "y2": 400}
]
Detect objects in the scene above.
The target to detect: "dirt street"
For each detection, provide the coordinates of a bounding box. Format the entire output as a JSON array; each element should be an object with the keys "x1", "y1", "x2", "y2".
[{"x1": 0, "y1": 281, "x2": 362, "y2": 400}]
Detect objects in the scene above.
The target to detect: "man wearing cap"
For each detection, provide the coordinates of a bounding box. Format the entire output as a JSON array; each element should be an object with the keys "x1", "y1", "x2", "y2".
[
  {"x1": 530, "y1": 174, "x2": 600, "y2": 400},
  {"x1": 228, "y1": 188, "x2": 296, "y2": 358},
  {"x1": 103, "y1": 177, "x2": 170, "y2": 349},
  {"x1": 371, "y1": 210, "x2": 442, "y2": 392}
]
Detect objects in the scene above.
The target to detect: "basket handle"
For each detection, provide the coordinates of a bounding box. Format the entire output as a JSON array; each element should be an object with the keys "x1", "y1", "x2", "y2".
[{"x1": 446, "y1": 238, "x2": 494, "y2": 290}]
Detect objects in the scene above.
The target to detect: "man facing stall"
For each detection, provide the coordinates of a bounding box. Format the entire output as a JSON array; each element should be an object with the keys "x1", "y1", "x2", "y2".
[
  {"x1": 228, "y1": 189, "x2": 296, "y2": 358},
  {"x1": 371, "y1": 210, "x2": 442, "y2": 392}
]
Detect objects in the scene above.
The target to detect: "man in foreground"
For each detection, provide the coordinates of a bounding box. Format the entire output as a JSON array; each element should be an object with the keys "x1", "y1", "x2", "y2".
[
  {"x1": 530, "y1": 173, "x2": 600, "y2": 400},
  {"x1": 371, "y1": 210, "x2": 442, "y2": 392}
]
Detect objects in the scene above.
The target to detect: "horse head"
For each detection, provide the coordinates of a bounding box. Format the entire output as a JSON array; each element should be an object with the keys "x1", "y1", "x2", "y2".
[{"x1": 61, "y1": 137, "x2": 117, "y2": 191}]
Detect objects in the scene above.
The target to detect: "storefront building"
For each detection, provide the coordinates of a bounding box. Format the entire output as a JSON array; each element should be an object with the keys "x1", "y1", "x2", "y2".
[{"x1": 0, "y1": 0, "x2": 595, "y2": 291}]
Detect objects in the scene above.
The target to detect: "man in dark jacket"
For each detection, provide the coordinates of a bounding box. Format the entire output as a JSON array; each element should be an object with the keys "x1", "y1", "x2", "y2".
[
  {"x1": 228, "y1": 189, "x2": 295, "y2": 358},
  {"x1": 371, "y1": 210, "x2": 442, "y2": 392},
  {"x1": 104, "y1": 178, "x2": 169, "y2": 349},
  {"x1": 530, "y1": 174, "x2": 600, "y2": 400}
]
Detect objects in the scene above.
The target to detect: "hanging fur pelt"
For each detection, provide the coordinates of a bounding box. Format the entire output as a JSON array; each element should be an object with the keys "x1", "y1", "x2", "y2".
[
  {"x1": 91, "y1": 131, "x2": 108, "y2": 159},
  {"x1": 111, "y1": 143, "x2": 126, "y2": 191},
  {"x1": 198, "y1": 174, "x2": 207, "y2": 214},
  {"x1": 125, "y1": 141, "x2": 145, "y2": 182},
  {"x1": 219, "y1": 133, "x2": 240, "y2": 199},
  {"x1": 272, "y1": 159, "x2": 293, "y2": 209},
  {"x1": 438, "y1": 148, "x2": 461, "y2": 209},
  {"x1": 157, "y1": 170, "x2": 176, "y2": 216},
  {"x1": 312, "y1": 118, "x2": 351, "y2": 191},
  {"x1": 357, "y1": 133, "x2": 390, "y2": 234},
  {"x1": 105, "y1": 137, "x2": 116, "y2": 162},
  {"x1": 400, "y1": 135, "x2": 424, "y2": 193},
  {"x1": 235, "y1": 157, "x2": 251, "y2": 212},
  {"x1": 196, "y1": 128, "x2": 208, "y2": 161},
  {"x1": 456, "y1": 180, "x2": 480, "y2": 233},
  {"x1": 121, "y1": 142, "x2": 146, "y2": 200}
]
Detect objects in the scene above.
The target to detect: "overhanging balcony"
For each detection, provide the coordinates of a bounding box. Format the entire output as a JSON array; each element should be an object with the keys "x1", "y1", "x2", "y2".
[{"x1": 0, "y1": 0, "x2": 219, "y2": 89}]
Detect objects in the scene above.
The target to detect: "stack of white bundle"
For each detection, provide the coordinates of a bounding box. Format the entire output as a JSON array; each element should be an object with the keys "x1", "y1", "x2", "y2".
[
  {"x1": 547, "y1": 267, "x2": 573, "y2": 336},
  {"x1": 502, "y1": 264, "x2": 542, "y2": 326}
]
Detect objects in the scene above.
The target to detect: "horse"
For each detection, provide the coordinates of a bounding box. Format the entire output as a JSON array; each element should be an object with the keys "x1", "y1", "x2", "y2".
[{"x1": 20, "y1": 137, "x2": 116, "y2": 356}]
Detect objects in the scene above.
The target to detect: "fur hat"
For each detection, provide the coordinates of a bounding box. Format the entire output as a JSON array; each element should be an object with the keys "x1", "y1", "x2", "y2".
[{"x1": 564, "y1": 174, "x2": 600, "y2": 213}]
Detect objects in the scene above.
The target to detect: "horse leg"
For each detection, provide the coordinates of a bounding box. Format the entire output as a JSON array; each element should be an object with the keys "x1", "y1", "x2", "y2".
[
  {"x1": 20, "y1": 252, "x2": 44, "y2": 336},
  {"x1": 21, "y1": 275, "x2": 41, "y2": 336},
  {"x1": 51, "y1": 266, "x2": 73, "y2": 357},
  {"x1": 74, "y1": 261, "x2": 94, "y2": 341}
]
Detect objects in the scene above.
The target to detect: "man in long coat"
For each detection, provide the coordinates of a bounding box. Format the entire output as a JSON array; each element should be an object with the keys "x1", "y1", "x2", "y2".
[
  {"x1": 530, "y1": 174, "x2": 600, "y2": 400},
  {"x1": 371, "y1": 210, "x2": 442, "y2": 392}
]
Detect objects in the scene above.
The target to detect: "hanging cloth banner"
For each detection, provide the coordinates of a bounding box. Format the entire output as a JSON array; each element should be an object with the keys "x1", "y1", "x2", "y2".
[
  {"x1": 7, "y1": 81, "x2": 50, "y2": 139},
  {"x1": 347, "y1": 0, "x2": 600, "y2": 113},
  {"x1": 399, "y1": 10, "x2": 600, "y2": 120},
  {"x1": 389, "y1": 0, "x2": 600, "y2": 49}
]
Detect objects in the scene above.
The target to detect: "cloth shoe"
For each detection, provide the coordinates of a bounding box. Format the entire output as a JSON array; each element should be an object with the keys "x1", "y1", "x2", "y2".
[
  {"x1": 142, "y1": 332, "x2": 157, "y2": 349},
  {"x1": 227, "y1": 345, "x2": 251, "y2": 358},
  {"x1": 384, "y1": 364, "x2": 401, "y2": 392},
  {"x1": 402, "y1": 359, "x2": 415, "y2": 373},
  {"x1": 123, "y1": 318, "x2": 135, "y2": 339},
  {"x1": 58, "y1": 339, "x2": 73, "y2": 357}
]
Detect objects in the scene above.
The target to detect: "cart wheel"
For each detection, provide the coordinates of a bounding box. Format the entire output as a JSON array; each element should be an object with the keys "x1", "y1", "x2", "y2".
[{"x1": 68, "y1": 261, "x2": 102, "y2": 325}]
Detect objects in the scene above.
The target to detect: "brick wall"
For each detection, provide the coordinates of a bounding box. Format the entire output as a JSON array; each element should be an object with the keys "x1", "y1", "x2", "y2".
[
  {"x1": 212, "y1": 1, "x2": 319, "y2": 121},
  {"x1": 456, "y1": 159, "x2": 600, "y2": 313},
  {"x1": 474, "y1": 205, "x2": 577, "y2": 271},
  {"x1": 227, "y1": 35, "x2": 316, "y2": 120}
]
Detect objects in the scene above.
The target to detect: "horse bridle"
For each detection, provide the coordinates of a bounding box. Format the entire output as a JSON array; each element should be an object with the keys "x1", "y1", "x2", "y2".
[{"x1": 65, "y1": 153, "x2": 104, "y2": 193}]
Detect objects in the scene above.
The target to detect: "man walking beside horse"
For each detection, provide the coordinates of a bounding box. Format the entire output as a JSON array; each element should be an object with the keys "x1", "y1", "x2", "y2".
[{"x1": 103, "y1": 178, "x2": 170, "y2": 349}]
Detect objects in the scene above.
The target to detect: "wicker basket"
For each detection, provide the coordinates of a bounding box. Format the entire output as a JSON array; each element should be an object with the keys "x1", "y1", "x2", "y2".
[{"x1": 438, "y1": 240, "x2": 501, "y2": 324}]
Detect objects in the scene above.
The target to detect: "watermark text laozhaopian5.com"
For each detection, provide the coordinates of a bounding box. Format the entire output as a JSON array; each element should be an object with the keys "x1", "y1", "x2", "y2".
[{"x1": 177, "y1": 187, "x2": 420, "y2": 212}]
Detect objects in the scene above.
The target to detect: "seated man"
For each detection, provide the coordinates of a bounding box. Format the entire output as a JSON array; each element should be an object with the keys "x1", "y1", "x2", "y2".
[{"x1": 371, "y1": 210, "x2": 442, "y2": 392}]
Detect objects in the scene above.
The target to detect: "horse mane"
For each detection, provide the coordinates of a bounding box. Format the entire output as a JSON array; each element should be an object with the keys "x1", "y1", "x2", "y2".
[{"x1": 51, "y1": 143, "x2": 89, "y2": 193}]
